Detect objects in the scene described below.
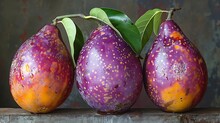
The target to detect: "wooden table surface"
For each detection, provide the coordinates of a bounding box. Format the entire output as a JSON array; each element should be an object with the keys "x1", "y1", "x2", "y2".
[{"x1": 0, "y1": 108, "x2": 220, "y2": 123}]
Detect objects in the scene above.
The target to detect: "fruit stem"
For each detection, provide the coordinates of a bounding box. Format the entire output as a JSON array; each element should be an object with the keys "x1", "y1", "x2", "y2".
[
  {"x1": 52, "y1": 14, "x2": 86, "y2": 25},
  {"x1": 53, "y1": 14, "x2": 105, "y2": 26},
  {"x1": 166, "y1": 8, "x2": 181, "y2": 20},
  {"x1": 53, "y1": 14, "x2": 123, "y2": 37}
]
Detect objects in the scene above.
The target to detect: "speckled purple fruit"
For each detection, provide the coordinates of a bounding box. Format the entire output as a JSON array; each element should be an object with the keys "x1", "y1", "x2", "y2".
[
  {"x1": 76, "y1": 25, "x2": 142, "y2": 114},
  {"x1": 144, "y1": 20, "x2": 208, "y2": 112},
  {"x1": 10, "y1": 24, "x2": 74, "y2": 113}
]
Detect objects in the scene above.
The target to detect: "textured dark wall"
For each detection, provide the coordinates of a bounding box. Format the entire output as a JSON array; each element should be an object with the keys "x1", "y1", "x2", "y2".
[{"x1": 0, "y1": 0, "x2": 219, "y2": 108}]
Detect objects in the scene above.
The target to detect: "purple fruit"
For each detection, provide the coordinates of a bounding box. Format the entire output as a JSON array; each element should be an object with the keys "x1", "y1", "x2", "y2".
[
  {"x1": 144, "y1": 20, "x2": 208, "y2": 112},
  {"x1": 76, "y1": 25, "x2": 142, "y2": 114},
  {"x1": 10, "y1": 24, "x2": 74, "y2": 113}
]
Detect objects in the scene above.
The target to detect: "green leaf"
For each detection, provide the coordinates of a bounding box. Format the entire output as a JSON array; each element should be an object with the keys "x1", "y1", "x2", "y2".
[
  {"x1": 135, "y1": 8, "x2": 163, "y2": 49},
  {"x1": 89, "y1": 8, "x2": 142, "y2": 55},
  {"x1": 153, "y1": 12, "x2": 162, "y2": 35},
  {"x1": 60, "y1": 17, "x2": 84, "y2": 67},
  {"x1": 90, "y1": 8, "x2": 112, "y2": 26},
  {"x1": 89, "y1": 8, "x2": 120, "y2": 36},
  {"x1": 74, "y1": 25, "x2": 84, "y2": 61},
  {"x1": 114, "y1": 23, "x2": 141, "y2": 53},
  {"x1": 100, "y1": 8, "x2": 133, "y2": 25}
]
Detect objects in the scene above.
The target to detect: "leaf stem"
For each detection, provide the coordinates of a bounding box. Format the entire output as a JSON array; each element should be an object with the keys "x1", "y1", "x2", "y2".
[{"x1": 166, "y1": 8, "x2": 181, "y2": 20}]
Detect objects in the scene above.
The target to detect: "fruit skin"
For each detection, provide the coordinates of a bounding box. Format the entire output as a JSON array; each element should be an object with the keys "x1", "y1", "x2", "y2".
[
  {"x1": 144, "y1": 20, "x2": 208, "y2": 112},
  {"x1": 76, "y1": 25, "x2": 142, "y2": 114},
  {"x1": 9, "y1": 24, "x2": 74, "y2": 113}
]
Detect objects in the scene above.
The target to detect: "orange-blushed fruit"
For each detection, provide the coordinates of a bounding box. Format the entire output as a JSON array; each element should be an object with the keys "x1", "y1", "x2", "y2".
[
  {"x1": 9, "y1": 24, "x2": 74, "y2": 113},
  {"x1": 144, "y1": 19, "x2": 208, "y2": 112}
]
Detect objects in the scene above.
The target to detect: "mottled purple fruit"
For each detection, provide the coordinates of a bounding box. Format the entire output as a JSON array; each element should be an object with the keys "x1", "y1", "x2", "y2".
[
  {"x1": 9, "y1": 24, "x2": 74, "y2": 113},
  {"x1": 76, "y1": 25, "x2": 142, "y2": 114},
  {"x1": 144, "y1": 20, "x2": 208, "y2": 112}
]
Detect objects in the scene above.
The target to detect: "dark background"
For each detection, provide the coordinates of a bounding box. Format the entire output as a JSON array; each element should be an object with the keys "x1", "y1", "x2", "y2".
[{"x1": 0, "y1": 0, "x2": 219, "y2": 108}]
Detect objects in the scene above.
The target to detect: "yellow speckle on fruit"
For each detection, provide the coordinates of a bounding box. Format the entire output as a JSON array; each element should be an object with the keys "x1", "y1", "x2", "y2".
[
  {"x1": 25, "y1": 64, "x2": 31, "y2": 72},
  {"x1": 174, "y1": 45, "x2": 180, "y2": 50},
  {"x1": 101, "y1": 81, "x2": 105, "y2": 85},
  {"x1": 148, "y1": 78, "x2": 153, "y2": 84},
  {"x1": 102, "y1": 37, "x2": 107, "y2": 40},
  {"x1": 21, "y1": 64, "x2": 31, "y2": 74},
  {"x1": 100, "y1": 32, "x2": 105, "y2": 35},
  {"x1": 198, "y1": 58, "x2": 203, "y2": 64},
  {"x1": 104, "y1": 96, "x2": 112, "y2": 103},
  {"x1": 194, "y1": 58, "x2": 197, "y2": 62},
  {"x1": 170, "y1": 31, "x2": 183, "y2": 40},
  {"x1": 161, "y1": 82, "x2": 200, "y2": 112},
  {"x1": 45, "y1": 30, "x2": 51, "y2": 35},
  {"x1": 50, "y1": 62, "x2": 58, "y2": 73}
]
